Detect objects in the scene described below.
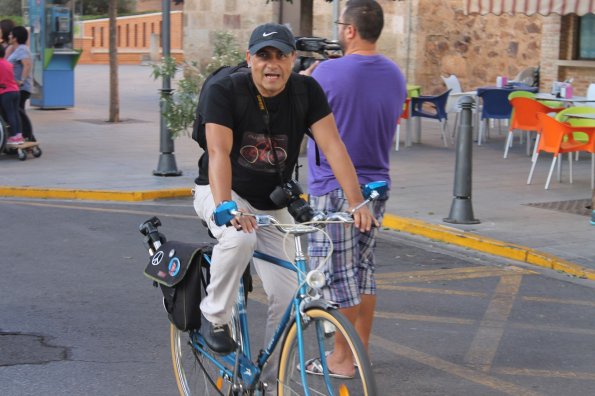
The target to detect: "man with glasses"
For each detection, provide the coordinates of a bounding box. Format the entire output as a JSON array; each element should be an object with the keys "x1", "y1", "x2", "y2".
[
  {"x1": 193, "y1": 22, "x2": 376, "y2": 368},
  {"x1": 304, "y1": 0, "x2": 407, "y2": 378}
]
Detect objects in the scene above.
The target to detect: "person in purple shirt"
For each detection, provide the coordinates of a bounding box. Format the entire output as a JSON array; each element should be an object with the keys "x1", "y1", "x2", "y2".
[{"x1": 305, "y1": 0, "x2": 407, "y2": 378}]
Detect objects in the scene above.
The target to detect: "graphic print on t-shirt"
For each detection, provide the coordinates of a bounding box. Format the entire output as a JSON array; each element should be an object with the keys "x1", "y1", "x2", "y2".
[{"x1": 238, "y1": 132, "x2": 288, "y2": 173}]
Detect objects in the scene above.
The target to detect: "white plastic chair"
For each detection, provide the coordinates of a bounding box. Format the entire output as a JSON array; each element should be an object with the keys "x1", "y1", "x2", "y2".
[
  {"x1": 512, "y1": 67, "x2": 537, "y2": 86},
  {"x1": 441, "y1": 75, "x2": 462, "y2": 136},
  {"x1": 586, "y1": 83, "x2": 595, "y2": 109}
]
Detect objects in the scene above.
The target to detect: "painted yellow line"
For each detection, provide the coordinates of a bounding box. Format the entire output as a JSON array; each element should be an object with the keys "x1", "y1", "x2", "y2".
[
  {"x1": 382, "y1": 213, "x2": 595, "y2": 281},
  {"x1": 493, "y1": 367, "x2": 595, "y2": 381},
  {"x1": 0, "y1": 186, "x2": 192, "y2": 201},
  {"x1": 376, "y1": 266, "x2": 533, "y2": 284},
  {"x1": 0, "y1": 199, "x2": 197, "y2": 219},
  {"x1": 377, "y1": 284, "x2": 487, "y2": 298},
  {"x1": 375, "y1": 266, "x2": 529, "y2": 279},
  {"x1": 510, "y1": 322, "x2": 595, "y2": 336},
  {"x1": 371, "y1": 335, "x2": 542, "y2": 396},
  {"x1": 375, "y1": 309, "x2": 595, "y2": 336},
  {"x1": 374, "y1": 311, "x2": 475, "y2": 325},
  {"x1": 522, "y1": 296, "x2": 595, "y2": 308},
  {"x1": 464, "y1": 275, "x2": 523, "y2": 372}
]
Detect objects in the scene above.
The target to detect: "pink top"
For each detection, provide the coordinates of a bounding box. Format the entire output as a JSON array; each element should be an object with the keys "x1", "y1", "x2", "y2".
[{"x1": 0, "y1": 58, "x2": 19, "y2": 94}]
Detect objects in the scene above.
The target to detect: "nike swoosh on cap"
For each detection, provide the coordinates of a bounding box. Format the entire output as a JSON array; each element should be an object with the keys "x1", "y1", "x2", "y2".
[{"x1": 262, "y1": 32, "x2": 277, "y2": 37}]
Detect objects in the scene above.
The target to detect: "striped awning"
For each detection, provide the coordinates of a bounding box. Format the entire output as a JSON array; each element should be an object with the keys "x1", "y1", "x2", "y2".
[{"x1": 465, "y1": 0, "x2": 595, "y2": 15}]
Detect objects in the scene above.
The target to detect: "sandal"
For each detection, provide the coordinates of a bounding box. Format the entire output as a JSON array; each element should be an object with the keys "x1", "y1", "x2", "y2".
[{"x1": 301, "y1": 357, "x2": 354, "y2": 379}]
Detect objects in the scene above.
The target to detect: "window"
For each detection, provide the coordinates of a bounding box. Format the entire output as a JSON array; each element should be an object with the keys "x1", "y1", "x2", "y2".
[{"x1": 579, "y1": 14, "x2": 595, "y2": 60}]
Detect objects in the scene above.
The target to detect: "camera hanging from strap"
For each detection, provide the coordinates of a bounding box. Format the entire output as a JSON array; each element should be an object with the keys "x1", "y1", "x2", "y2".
[{"x1": 249, "y1": 79, "x2": 290, "y2": 183}]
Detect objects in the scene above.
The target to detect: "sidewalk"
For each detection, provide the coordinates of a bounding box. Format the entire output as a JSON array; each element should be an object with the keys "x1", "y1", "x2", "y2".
[{"x1": 1, "y1": 64, "x2": 594, "y2": 279}]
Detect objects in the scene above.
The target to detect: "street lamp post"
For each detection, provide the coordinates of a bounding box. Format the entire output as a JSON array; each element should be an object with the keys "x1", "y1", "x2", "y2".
[{"x1": 154, "y1": 0, "x2": 182, "y2": 176}]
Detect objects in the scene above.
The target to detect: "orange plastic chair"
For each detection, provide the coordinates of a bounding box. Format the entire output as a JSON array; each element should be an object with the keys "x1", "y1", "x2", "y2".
[
  {"x1": 395, "y1": 97, "x2": 411, "y2": 151},
  {"x1": 527, "y1": 113, "x2": 595, "y2": 189},
  {"x1": 505, "y1": 97, "x2": 564, "y2": 159}
]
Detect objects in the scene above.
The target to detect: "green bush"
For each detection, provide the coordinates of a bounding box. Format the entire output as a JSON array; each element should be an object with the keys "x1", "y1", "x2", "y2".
[
  {"x1": 151, "y1": 31, "x2": 245, "y2": 138},
  {"x1": 0, "y1": 16, "x2": 23, "y2": 26}
]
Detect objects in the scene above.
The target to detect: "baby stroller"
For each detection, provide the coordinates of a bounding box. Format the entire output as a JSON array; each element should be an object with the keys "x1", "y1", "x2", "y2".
[{"x1": 0, "y1": 106, "x2": 41, "y2": 161}]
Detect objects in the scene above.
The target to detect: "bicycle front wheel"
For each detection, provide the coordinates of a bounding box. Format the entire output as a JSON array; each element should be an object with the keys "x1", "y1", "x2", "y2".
[
  {"x1": 170, "y1": 324, "x2": 234, "y2": 396},
  {"x1": 277, "y1": 307, "x2": 377, "y2": 396}
]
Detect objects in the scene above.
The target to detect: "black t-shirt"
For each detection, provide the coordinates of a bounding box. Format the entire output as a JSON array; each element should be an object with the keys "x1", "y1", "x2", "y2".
[{"x1": 195, "y1": 73, "x2": 331, "y2": 210}]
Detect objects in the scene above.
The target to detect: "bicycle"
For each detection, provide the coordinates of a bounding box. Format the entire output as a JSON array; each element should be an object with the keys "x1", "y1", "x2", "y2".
[{"x1": 139, "y1": 181, "x2": 387, "y2": 396}]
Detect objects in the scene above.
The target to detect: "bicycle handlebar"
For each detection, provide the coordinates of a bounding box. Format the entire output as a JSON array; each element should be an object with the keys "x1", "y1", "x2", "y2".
[
  {"x1": 228, "y1": 209, "x2": 355, "y2": 235},
  {"x1": 213, "y1": 180, "x2": 388, "y2": 235}
]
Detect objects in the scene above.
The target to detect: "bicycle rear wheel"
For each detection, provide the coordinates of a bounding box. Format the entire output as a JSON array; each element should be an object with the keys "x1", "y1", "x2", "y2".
[
  {"x1": 170, "y1": 301, "x2": 251, "y2": 396},
  {"x1": 170, "y1": 324, "x2": 234, "y2": 396},
  {"x1": 0, "y1": 116, "x2": 7, "y2": 152},
  {"x1": 277, "y1": 307, "x2": 377, "y2": 396}
]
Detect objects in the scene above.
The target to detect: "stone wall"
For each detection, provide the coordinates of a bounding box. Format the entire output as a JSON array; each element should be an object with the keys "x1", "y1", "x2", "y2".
[
  {"x1": 136, "y1": 0, "x2": 183, "y2": 12},
  {"x1": 183, "y1": 0, "x2": 548, "y2": 95},
  {"x1": 183, "y1": 0, "x2": 278, "y2": 70},
  {"x1": 415, "y1": 0, "x2": 543, "y2": 94},
  {"x1": 344, "y1": 0, "x2": 545, "y2": 95}
]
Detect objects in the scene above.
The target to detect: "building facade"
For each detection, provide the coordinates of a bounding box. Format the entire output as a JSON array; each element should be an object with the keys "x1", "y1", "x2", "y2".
[
  {"x1": 75, "y1": 11, "x2": 184, "y2": 64},
  {"x1": 182, "y1": 0, "x2": 594, "y2": 96}
]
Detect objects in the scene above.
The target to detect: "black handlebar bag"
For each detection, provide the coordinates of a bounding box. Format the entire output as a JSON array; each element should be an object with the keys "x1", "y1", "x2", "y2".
[{"x1": 144, "y1": 241, "x2": 213, "y2": 331}]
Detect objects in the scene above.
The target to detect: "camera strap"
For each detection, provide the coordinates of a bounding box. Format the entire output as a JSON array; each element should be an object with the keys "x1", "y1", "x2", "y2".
[
  {"x1": 244, "y1": 74, "x2": 315, "y2": 183},
  {"x1": 247, "y1": 78, "x2": 287, "y2": 185}
]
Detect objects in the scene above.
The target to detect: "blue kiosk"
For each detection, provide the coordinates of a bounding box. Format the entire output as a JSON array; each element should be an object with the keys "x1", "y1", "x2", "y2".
[{"x1": 28, "y1": 0, "x2": 80, "y2": 109}]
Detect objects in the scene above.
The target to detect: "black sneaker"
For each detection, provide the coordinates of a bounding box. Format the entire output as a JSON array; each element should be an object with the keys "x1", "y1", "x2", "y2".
[{"x1": 201, "y1": 316, "x2": 236, "y2": 354}]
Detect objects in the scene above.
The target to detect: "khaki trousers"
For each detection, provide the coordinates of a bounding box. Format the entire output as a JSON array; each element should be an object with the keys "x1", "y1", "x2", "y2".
[{"x1": 193, "y1": 185, "x2": 298, "y2": 351}]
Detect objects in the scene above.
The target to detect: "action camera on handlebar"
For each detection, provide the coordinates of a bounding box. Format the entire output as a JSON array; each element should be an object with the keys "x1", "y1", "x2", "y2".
[
  {"x1": 270, "y1": 180, "x2": 319, "y2": 223},
  {"x1": 213, "y1": 200, "x2": 238, "y2": 226},
  {"x1": 363, "y1": 181, "x2": 389, "y2": 200}
]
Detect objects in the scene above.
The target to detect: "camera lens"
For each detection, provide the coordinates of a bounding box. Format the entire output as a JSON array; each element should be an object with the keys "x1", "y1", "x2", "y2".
[
  {"x1": 287, "y1": 198, "x2": 315, "y2": 223},
  {"x1": 270, "y1": 184, "x2": 290, "y2": 207}
]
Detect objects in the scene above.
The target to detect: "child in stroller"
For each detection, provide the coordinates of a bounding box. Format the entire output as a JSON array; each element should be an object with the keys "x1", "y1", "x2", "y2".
[
  {"x1": 0, "y1": 44, "x2": 23, "y2": 146},
  {"x1": 0, "y1": 45, "x2": 37, "y2": 159}
]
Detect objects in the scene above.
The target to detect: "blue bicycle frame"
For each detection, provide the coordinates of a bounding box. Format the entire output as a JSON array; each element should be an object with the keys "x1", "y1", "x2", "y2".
[{"x1": 191, "y1": 236, "x2": 322, "y2": 395}]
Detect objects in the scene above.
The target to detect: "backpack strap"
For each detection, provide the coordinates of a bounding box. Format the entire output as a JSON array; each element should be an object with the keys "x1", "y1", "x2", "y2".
[{"x1": 290, "y1": 74, "x2": 320, "y2": 170}]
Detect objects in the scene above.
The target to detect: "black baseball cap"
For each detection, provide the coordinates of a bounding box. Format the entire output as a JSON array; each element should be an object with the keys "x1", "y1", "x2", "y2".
[{"x1": 249, "y1": 23, "x2": 296, "y2": 55}]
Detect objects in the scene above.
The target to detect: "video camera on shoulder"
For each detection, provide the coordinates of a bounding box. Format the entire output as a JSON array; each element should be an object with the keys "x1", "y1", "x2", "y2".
[{"x1": 293, "y1": 37, "x2": 342, "y2": 73}]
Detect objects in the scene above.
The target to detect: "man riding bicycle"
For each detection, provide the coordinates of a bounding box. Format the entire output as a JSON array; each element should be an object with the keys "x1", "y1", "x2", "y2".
[{"x1": 193, "y1": 21, "x2": 377, "y2": 372}]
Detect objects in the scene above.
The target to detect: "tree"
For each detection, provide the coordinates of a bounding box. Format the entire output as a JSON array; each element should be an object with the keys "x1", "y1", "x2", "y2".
[
  {"x1": 0, "y1": 0, "x2": 21, "y2": 16},
  {"x1": 151, "y1": 31, "x2": 244, "y2": 137},
  {"x1": 108, "y1": 0, "x2": 119, "y2": 122}
]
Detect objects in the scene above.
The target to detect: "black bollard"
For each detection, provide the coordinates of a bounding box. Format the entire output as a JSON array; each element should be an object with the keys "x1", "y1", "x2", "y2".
[
  {"x1": 154, "y1": 0, "x2": 182, "y2": 177},
  {"x1": 444, "y1": 96, "x2": 480, "y2": 224}
]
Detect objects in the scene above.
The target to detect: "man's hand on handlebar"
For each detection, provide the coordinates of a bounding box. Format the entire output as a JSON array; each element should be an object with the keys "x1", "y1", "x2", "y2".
[
  {"x1": 213, "y1": 201, "x2": 259, "y2": 233},
  {"x1": 350, "y1": 205, "x2": 379, "y2": 232},
  {"x1": 230, "y1": 209, "x2": 258, "y2": 233}
]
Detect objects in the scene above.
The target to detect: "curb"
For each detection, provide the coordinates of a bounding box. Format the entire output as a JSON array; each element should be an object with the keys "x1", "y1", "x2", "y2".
[
  {"x1": 0, "y1": 186, "x2": 192, "y2": 202},
  {"x1": 383, "y1": 214, "x2": 595, "y2": 281},
  {"x1": 2, "y1": 186, "x2": 593, "y2": 281}
]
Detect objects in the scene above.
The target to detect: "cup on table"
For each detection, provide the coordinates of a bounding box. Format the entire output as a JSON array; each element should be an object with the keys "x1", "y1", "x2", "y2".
[
  {"x1": 560, "y1": 83, "x2": 573, "y2": 99},
  {"x1": 496, "y1": 76, "x2": 508, "y2": 88}
]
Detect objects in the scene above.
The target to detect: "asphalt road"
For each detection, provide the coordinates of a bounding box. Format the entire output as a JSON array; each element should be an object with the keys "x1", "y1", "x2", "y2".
[{"x1": 1, "y1": 197, "x2": 595, "y2": 395}]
